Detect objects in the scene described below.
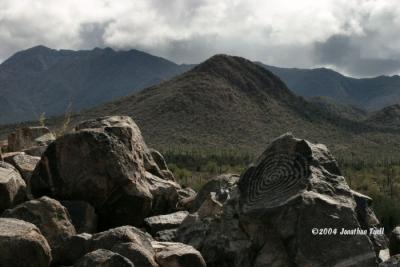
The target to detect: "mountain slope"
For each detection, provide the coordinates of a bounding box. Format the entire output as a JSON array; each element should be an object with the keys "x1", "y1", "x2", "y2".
[
  {"x1": 261, "y1": 64, "x2": 400, "y2": 110},
  {"x1": 309, "y1": 96, "x2": 368, "y2": 121},
  {"x1": 71, "y1": 55, "x2": 400, "y2": 158},
  {"x1": 3, "y1": 45, "x2": 400, "y2": 126},
  {"x1": 0, "y1": 46, "x2": 190, "y2": 124},
  {"x1": 366, "y1": 104, "x2": 400, "y2": 128},
  {"x1": 2, "y1": 54, "x2": 400, "y2": 159}
]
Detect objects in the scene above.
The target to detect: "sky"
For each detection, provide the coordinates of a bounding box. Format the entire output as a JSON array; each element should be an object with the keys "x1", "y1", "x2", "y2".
[{"x1": 1, "y1": 0, "x2": 400, "y2": 77}]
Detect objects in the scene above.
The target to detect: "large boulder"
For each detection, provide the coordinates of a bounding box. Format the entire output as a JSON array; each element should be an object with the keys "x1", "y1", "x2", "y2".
[
  {"x1": 4, "y1": 152, "x2": 40, "y2": 195},
  {"x1": 178, "y1": 205, "x2": 254, "y2": 267},
  {"x1": 90, "y1": 225, "x2": 154, "y2": 253},
  {"x1": 352, "y1": 190, "x2": 389, "y2": 256},
  {"x1": 196, "y1": 192, "x2": 224, "y2": 219},
  {"x1": 2, "y1": 196, "x2": 76, "y2": 263},
  {"x1": 112, "y1": 242, "x2": 159, "y2": 267},
  {"x1": 145, "y1": 172, "x2": 180, "y2": 215},
  {"x1": 176, "y1": 187, "x2": 197, "y2": 211},
  {"x1": 58, "y1": 233, "x2": 93, "y2": 265},
  {"x1": 74, "y1": 249, "x2": 135, "y2": 267},
  {"x1": 75, "y1": 117, "x2": 172, "y2": 179},
  {"x1": 177, "y1": 133, "x2": 380, "y2": 267},
  {"x1": 3, "y1": 152, "x2": 40, "y2": 182},
  {"x1": 144, "y1": 211, "x2": 189, "y2": 235},
  {"x1": 238, "y1": 134, "x2": 377, "y2": 266},
  {"x1": 154, "y1": 229, "x2": 179, "y2": 242},
  {"x1": 7, "y1": 126, "x2": 55, "y2": 152},
  {"x1": 147, "y1": 148, "x2": 175, "y2": 181},
  {"x1": 58, "y1": 225, "x2": 157, "y2": 265},
  {"x1": 0, "y1": 161, "x2": 27, "y2": 213},
  {"x1": 390, "y1": 227, "x2": 400, "y2": 256},
  {"x1": 0, "y1": 218, "x2": 52, "y2": 267},
  {"x1": 152, "y1": 241, "x2": 206, "y2": 267},
  {"x1": 31, "y1": 116, "x2": 160, "y2": 229}
]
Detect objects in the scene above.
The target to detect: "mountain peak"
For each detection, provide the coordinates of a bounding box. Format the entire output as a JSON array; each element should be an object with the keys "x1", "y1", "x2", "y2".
[
  {"x1": 7, "y1": 45, "x2": 55, "y2": 60},
  {"x1": 194, "y1": 54, "x2": 253, "y2": 72},
  {"x1": 1, "y1": 45, "x2": 62, "y2": 73},
  {"x1": 27, "y1": 45, "x2": 52, "y2": 53},
  {"x1": 190, "y1": 54, "x2": 292, "y2": 98},
  {"x1": 0, "y1": 46, "x2": 187, "y2": 124}
]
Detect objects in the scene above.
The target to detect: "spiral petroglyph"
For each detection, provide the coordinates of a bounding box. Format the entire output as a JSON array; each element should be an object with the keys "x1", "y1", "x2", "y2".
[{"x1": 241, "y1": 152, "x2": 310, "y2": 211}]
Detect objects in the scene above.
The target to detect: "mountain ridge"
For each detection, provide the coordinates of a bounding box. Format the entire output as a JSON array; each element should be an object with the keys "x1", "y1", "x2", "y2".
[
  {"x1": 2, "y1": 45, "x2": 400, "y2": 125},
  {"x1": 0, "y1": 46, "x2": 191, "y2": 124},
  {"x1": 261, "y1": 63, "x2": 400, "y2": 110},
  {"x1": 2, "y1": 51, "x2": 400, "y2": 160},
  {"x1": 69, "y1": 54, "x2": 400, "y2": 159},
  {"x1": 366, "y1": 104, "x2": 400, "y2": 128}
]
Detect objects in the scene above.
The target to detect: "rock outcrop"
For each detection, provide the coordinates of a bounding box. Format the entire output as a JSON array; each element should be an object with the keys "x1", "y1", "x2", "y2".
[
  {"x1": 239, "y1": 134, "x2": 379, "y2": 266},
  {"x1": 2, "y1": 196, "x2": 76, "y2": 263},
  {"x1": 3, "y1": 152, "x2": 40, "y2": 195},
  {"x1": 145, "y1": 172, "x2": 180, "y2": 215},
  {"x1": 152, "y1": 241, "x2": 206, "y2": 267},
  {"x1": 112, "y1": 242, "x2": 159, "y2": 267},
  {"x1": 54, "y1": 226, "x2": 202, "y2": 267},
  {"x1": 177, "y1": 187, "x2": 197, "y2": 210},
  {"x1": 7, "y1": 126, "x2": 55, "y2": 153},
  {"x1": 0, "y1": 161, "x2": 27, "y2": 213},
  {"x1": 353, "y1": 190, "x2": 389, "y2": 255},
  {"x1": 58, "y1": 233, "x2": 93, "y2": 265},
  {"x1": 144, "y1": 211, "x2": 189, "y2": 235},
  {"x1": 90, "y1": 225, "x2": 155, "y2": 253},
  {"x1": 390, "y1": 226, "x2": 400, "y2": 256},
  {"x1": 3, "y1": 152, "x2": 40, "y2": 182},
  {"x1": 0, "y1": 218, "x2": 52, "y2": 267},
  {"x1": 154, "y1": 229, "x2": 179, "y2": 242},
  {"x1": 58, "y1": 225, "x2": 155, "y2": 265},
  {"x1": 177, "y1": 133, "x2": 381, "y2": 267},
  {"x1": 75, "y1": 249, "x2": 135, "y2": 267},
  {"x1": 30, "y1": 116, "x2": 180, "y2": 229},
  {"x1": 1, "y1": 115, "x2": 388, "y2": 267},
  {"x1": 148, "y1": 148, "x2": 176, "y2": 181}
]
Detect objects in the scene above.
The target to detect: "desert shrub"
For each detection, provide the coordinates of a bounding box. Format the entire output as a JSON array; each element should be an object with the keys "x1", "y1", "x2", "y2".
[{"x1": 372, "y1": 195, "x2": 400, "y2": 233}]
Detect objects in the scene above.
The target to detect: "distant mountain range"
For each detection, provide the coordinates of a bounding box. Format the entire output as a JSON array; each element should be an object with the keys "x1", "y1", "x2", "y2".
[
  {"x1": 2, "y1": 53, "x2": 400, "y2": 159},
  {"x1": 2, "y1": 46, "x2": 400, "y2": 158},
  {"x1": 262, "y1": 63, "x2": 400, "y2": 110},
  {"x1": 308, "y1": 96, "x2": 368, "y2": 121},
  {"x1": 2, "y1": 46, "x2": 400, "y2": 125},
  {"x1": 54, "y1": 55, "x2": 400, "y2": 159},
  {"x1": 0, "y1": 46, "x2": 190, "y2": 124}
]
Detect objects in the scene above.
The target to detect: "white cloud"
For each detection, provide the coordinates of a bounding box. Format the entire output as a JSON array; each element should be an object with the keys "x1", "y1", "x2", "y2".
[{"x1": 0, "y1": 0, "x2": 400, "y2": 76}]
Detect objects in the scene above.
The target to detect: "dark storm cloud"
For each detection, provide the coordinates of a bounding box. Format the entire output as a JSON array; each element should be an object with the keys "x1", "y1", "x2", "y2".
[
  {"x1": 314, "y1": 34, "x2": 400, "y2": 77},
  {"x1": 0, "y1": 0, "x2": 400, "y2": 77},
  {"x1": 78, "y1": 22, "x2": 112, "y2": 49},
  {"x1": 156, "y1": 35, "x2": 218, "y2": 64}
]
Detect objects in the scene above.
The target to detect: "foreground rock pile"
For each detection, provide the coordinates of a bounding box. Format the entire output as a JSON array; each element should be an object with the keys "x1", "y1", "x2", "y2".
[
  {"x1": 0, "y1": 116, "x2": 399, "y2": 266},
  {"x1": 0, "y1": 116, "x2": 201, "y2": 267}
]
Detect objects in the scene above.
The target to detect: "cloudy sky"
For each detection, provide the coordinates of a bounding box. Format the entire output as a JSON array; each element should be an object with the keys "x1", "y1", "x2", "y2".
[{"x1": 1, "y1": 0, "x2": 400, "y2": 77}]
